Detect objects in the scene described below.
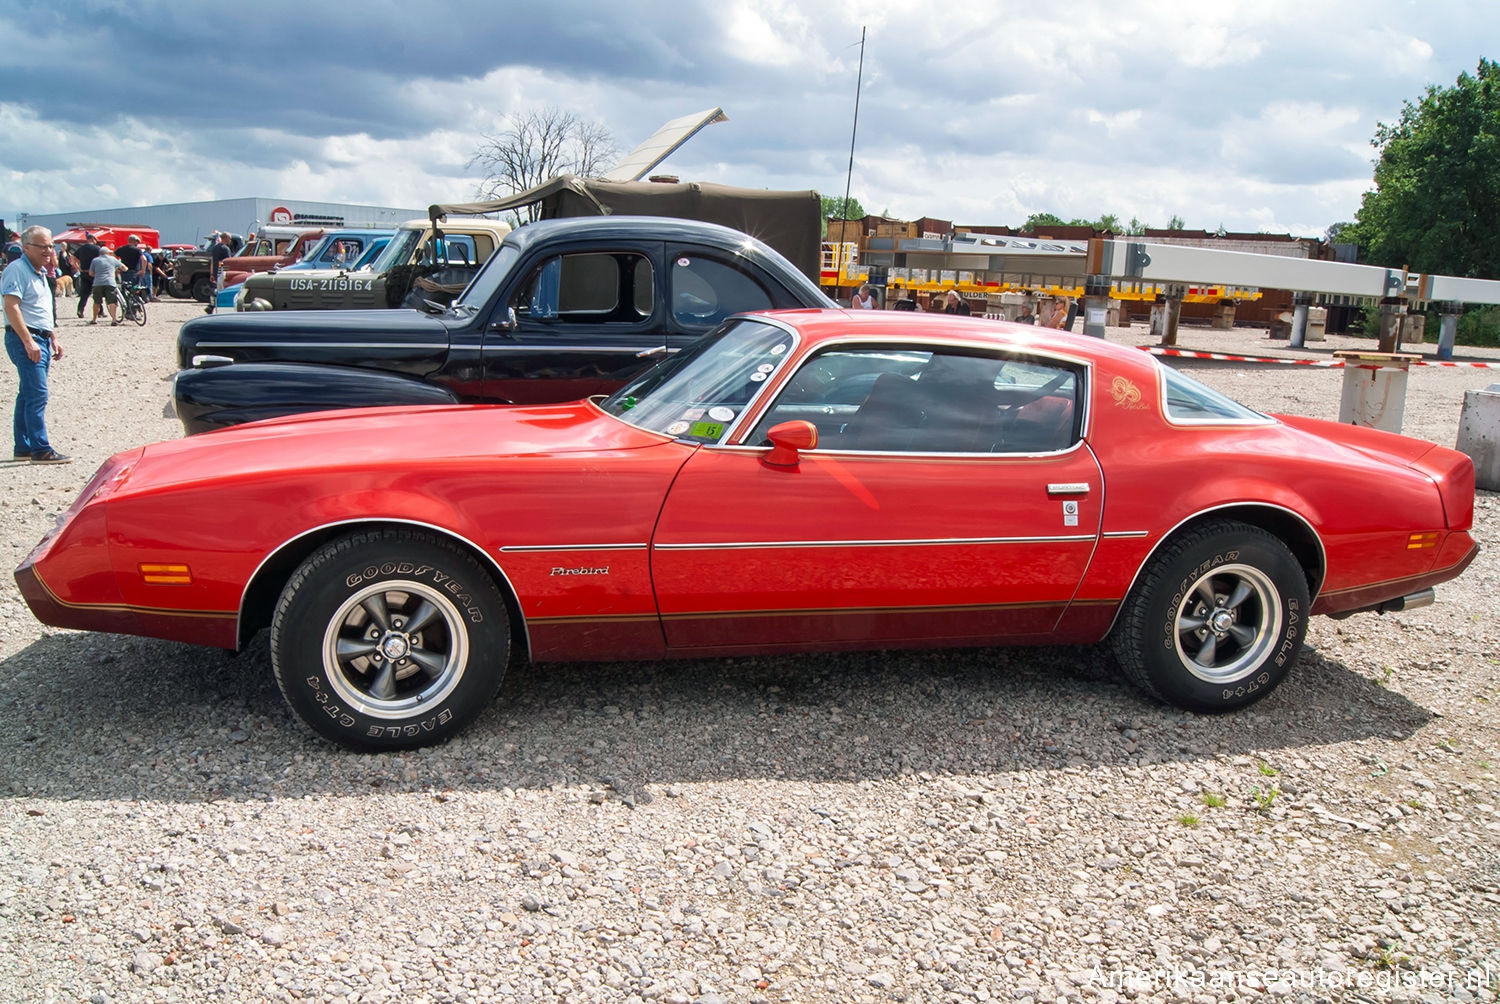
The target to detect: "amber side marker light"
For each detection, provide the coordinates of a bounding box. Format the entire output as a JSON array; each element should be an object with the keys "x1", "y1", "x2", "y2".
[
  {"x1": 1406, "y1": 532, "x2": 1440, "y2": 551},
  {"x1": 139, "y1": 563, "x2": 192, "y2": 584}
]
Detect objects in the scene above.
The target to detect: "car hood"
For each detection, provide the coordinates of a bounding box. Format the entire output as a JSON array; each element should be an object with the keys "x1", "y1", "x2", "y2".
[
  {"x1": 124, "y1": 401, "x2": 672, "y2": 494},
  {"x1": 177, "y1": 308, "x2": 450, "y2": 365}
]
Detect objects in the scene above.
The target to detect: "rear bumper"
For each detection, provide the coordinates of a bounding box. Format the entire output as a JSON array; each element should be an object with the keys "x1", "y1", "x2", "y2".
[{"x1": 1312, "y1": 536, "x2": 1479, "y2": 617}]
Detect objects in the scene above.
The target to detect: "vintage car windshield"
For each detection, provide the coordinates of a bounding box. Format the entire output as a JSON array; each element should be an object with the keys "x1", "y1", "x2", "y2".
[
  {"x1": 454, "y1": 243, "x2": 520, "y2": 310},
  {"x1": 368, "y1": 227, "x2": 423, "y2": 274},
  {"x1": 1161, "y1": 366, "x2": 1270, "y2": 424},
  {"x1": 353, "y1": 239, "x2": 389, "y2": 269},
  {"x1": 601, "y1": 318, "x2": 794, "y2": 445},
  {"x1": 297, "y1": 235, "x2": 334, "y2": 263}
]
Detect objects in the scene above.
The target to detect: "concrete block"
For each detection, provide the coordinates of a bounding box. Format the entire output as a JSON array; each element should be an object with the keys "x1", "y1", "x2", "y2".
[
  {"x1": 1456, "y1": 384, "x2": 1500, "y2": 491},
  {"x1": 1307, "y1": 306, "x2": 1326, "y2": 342}
]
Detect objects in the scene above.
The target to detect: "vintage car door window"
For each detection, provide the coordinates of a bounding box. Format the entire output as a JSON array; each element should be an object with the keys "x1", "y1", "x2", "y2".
[
  {"x1": 310, "y1": 238, "x2": 365, "y2": 265},
  {"x1": 749, "y1": 348, "x2": 1082, "y2": 454},
  {"x1": 513, "y1": 252, "x2": 654, "y2": 324},
  {"x1": 481, "y1": 250, "x2": 660, "y2": 405},
  {"x1": 669, "y1": 254, "x2": 777, "y2": 330}
]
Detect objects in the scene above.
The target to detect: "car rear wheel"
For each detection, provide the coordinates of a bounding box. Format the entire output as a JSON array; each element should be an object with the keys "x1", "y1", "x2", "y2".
[
  {"x1": 1111, "y1": 519, "x2": 1309, "y2": 712},
  {"x1": 271, "y1": 529, "x2": 510, "y2": 750},
  {"x1": 191, "y1": 276, "x2": 212, "y2": 302}
]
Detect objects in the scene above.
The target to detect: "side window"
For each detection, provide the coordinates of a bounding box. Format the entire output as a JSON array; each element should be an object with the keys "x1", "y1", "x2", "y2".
[
  {"x1": 513, "y1": 252, "x2": 655, "y2": 324},
  {"x1": 314, "y1": 239, "x2": 364, "y2": 265},
  {"x1": 670, "y1": 255, "x2": 776, "y2": 329},
  {"x1": 751, "y1": 349, "x2": 1081, "y2": 454},
  {"x1": 433, "y1": 235, "x2": 477, "y2": 265}
]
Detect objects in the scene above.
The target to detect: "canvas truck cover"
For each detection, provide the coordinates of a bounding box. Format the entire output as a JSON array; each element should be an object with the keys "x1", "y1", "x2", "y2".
[{"x1": 431, "y1": 174, "x2": 822, "y2": 282}]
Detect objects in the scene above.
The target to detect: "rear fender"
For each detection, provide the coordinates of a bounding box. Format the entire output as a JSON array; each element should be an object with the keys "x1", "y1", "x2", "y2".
[{"x1": 173, "y1": 362, "x2": 460, "y2": 435}]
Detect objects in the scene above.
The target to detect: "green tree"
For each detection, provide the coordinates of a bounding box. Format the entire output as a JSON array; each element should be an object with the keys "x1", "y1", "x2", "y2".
[
  {"x1": 1167, "y1": 214, "x2": 1186, "y2": 231},
  {"x1": 1021, "y1": 212, "x2": 1066, "y2": 232},
  {"x1": 1343, "y1": 59, "x2": 1500, "y2": 277},
  {"x1": 822, "y1": 196, "x2": 866, "y2": 239},
  {"x1": 822, "y1": 196, "x2": 866, "y2": 220}
]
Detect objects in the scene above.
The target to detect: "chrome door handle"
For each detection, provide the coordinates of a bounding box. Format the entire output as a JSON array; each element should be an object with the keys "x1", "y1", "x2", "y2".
[{"x1": 1046, "y1": 482, "x2": 1091, "y2": 496}]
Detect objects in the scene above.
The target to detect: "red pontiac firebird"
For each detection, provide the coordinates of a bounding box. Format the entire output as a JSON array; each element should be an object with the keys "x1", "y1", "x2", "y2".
[{"x1": 17, "y1": 311, "x2": 1478, "y2": 750}]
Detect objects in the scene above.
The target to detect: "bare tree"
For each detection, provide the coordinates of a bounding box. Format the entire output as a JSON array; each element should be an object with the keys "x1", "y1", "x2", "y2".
[{"x1": 468, "y1": 107, "x2": 617, "y2": 222}]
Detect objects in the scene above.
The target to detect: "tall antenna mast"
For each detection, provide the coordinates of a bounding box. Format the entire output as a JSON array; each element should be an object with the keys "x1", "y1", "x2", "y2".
[{"x1": 841, "y1": 26, "x2": 866, "y2": 230}]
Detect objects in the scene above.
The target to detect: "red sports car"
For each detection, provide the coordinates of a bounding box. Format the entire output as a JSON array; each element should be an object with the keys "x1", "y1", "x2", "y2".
[{"x1": 17, "y1": 311, "x2": 1478, "y2": 750}]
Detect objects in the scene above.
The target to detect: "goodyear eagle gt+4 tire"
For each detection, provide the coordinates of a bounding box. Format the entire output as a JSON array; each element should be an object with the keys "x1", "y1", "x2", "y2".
[
  {"x1": 1111, "y1": 519, "x2": 1310, "y2": 712},
  {"x1": 271, "y1": 529, "x2": 510, "y2": 750}
]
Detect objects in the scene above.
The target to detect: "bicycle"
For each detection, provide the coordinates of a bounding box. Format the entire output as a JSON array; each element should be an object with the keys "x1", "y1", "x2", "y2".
[{"x1": 119, "y1": 280, "x2": 148, "y2": 327}]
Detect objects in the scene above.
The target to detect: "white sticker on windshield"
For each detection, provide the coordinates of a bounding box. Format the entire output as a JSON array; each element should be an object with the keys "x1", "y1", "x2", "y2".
[
  {"x1": 708, "y1": 406, "x2": 735, "y2": 422},
  {"x1": 770, "y1": 344, "x2": 787, "y2": 355},
  {"x1": 682, "y1": 408, "x2": 705, "y2": 420},
  {"x1": 667, "y1": 421, "x2": 690, "y2": 435},
  {"x1": 750, "y1": 372, "x2": 767, "y2": 382},
  {"x1": 757, "y1": 363, "x2": 774, "y2": 373},
  {"x1": 676, "y1": 257, "x2": 691, "y2": 267}
]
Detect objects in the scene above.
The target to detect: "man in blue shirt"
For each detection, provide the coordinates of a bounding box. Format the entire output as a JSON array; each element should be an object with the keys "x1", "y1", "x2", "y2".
[{"x1": 2, "y1": 226, "x2": 69, "y2": 463}]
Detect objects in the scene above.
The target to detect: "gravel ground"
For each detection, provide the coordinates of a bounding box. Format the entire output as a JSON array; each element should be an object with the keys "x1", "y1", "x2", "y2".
[{"x1": 1, "y1": 300, "x2": 1498, "y2": 1004}]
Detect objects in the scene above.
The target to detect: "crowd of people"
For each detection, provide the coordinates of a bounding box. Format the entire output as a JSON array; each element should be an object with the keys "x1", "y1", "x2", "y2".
[{"x1": 854, "y1": 283, "x2": 1073, "y2": 327}]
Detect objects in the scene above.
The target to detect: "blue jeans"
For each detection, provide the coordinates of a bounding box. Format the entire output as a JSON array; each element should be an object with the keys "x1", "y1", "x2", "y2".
[{"x1": 5, "y1": 326, "x2": 52, "y2": 457}]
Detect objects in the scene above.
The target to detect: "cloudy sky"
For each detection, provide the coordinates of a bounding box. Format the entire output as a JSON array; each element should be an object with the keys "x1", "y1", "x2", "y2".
[{"x1": 2, "y1": 0, "x2": 1495, "y2": 238}]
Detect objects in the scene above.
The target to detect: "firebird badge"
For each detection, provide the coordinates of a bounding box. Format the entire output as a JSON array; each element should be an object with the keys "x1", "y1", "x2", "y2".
[
  {"x1": 550, "y1": 566, "x2": 610, "y2": 576},
  {"x1": 1110, "y1": 376, "x2": 1146, "y2": 409}
]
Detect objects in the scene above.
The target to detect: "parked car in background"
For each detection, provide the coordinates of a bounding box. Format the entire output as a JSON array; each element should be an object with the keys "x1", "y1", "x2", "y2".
[
  {"x1": 169, "y1": 233, "x2": 245, "y2": 301},
  {"x1": 175, "y1": 217, "x2": 836, "y2": 433},
  {"x1": 218, "y1": 226, "x2": 326, "y2": 288},
  {"x1": 215, "y1": 233, "x2": 393, "y2": 312},
  {"x1": 21, "y1": 311, "x2": 1479, "y2": 749},
  {"x1": 236, "y1": 217, "x2": 511, "y2": 312}
]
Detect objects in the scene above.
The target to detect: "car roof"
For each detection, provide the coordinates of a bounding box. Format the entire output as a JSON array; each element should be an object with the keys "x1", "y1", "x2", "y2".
[
  {"x1": 752, "y1": 309, "x2": 1155, "y2": 369},
  {"x1": 504, "y1": 215, "x2": 780, "y2": 255}
]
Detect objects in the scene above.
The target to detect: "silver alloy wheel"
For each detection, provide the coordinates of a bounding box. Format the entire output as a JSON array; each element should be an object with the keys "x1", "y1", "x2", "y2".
[
  {"x1": 1172, "y1": 562, "x2": 1282, "y2": 684},
  {"x1": 321, "y1": 579, "x2": 469, "y2": 719}
]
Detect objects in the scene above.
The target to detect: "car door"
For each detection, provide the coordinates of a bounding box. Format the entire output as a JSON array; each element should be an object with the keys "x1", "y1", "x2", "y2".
[
  {"x1": 650, "y1": 345, "x2": 1103, "y2": 652},
  {"x1": 481, "y1": 242, "x2": 666, "y2": 403}
]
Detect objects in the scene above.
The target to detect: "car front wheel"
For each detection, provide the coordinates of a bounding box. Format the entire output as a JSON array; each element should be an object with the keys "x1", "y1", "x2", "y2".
[
  {"x1": 271, "y1": 529, "x2": 511, "y2": 750},
  {"x1": 1111, "y1": 519, "x2": 1310, "y2": 712}
]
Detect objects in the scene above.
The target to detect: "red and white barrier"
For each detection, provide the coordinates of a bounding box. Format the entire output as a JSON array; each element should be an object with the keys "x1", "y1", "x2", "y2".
[{"x1": 1141, "y1": 346, "x2": 1500, "y2": 369}]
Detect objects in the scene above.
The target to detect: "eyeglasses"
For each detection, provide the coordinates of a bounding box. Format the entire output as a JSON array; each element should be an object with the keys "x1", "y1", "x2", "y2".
[{"x1": 23, "y1": 243, "x2": 56, "y2": 252}]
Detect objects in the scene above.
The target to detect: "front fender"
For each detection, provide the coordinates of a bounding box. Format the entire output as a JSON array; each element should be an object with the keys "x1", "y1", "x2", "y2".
[{"x1": 173, "y1": 362, "x2": 460, "y2": 435}]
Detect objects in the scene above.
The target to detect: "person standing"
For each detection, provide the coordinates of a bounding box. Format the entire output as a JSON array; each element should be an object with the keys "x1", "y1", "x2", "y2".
[
  {"x1": 944, "y1": 290, "x2": 972, "y2": 315},
  {"x1": 2, "y1": 226, "x2": 69, "y2": 463},
  {"x1": 88, "y1": 244, "x2": 125, "y2": 325},
  {"x1": 138, "y1": 242, "x2": 156, "y2": 300},
  {"x1": 116, "y1": 234, "x2": 144, "y2": 290},
  {"x1": 205, "y1": 231, "x2": 233, "y2": 314},
  {"x1": 852, "y1": 284, "x2": 877, "y2": 309},
  {"x1": 72, "y1": 233, "x2": 102, "y2": 319}
]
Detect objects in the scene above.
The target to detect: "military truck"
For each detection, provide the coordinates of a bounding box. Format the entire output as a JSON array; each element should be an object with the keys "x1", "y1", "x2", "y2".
[{"x1": 237, "y1": 217, "x2": 512, "y2": 311}]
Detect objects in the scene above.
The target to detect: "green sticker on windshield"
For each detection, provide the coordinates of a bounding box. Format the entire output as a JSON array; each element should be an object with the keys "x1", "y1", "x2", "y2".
[{"x1": 689, "y1": 421, "x2": 724, "y2": 439}]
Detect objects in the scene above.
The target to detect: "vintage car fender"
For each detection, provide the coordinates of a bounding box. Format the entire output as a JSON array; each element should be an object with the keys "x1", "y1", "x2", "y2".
[{"x1": 173, "y1": 362, "x2": 461, "y2": 435}]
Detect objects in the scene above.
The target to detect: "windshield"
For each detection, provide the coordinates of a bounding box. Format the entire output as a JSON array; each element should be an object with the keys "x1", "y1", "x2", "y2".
[
  {"x1": 454, "y1": 243, "x2": 520, "y2": 309},
  {"x1": 296, "y1": 234, "x2": 334, "y2": 263},
  {"x1": 600, "y1": 318, "x2": 796, "y2": 445},
  {"x1": 353, "y1": 238, "x2": 389, "y2": 269},
  {"x1": 367, "y1": 226, "x2": 424, "y2": 275}
]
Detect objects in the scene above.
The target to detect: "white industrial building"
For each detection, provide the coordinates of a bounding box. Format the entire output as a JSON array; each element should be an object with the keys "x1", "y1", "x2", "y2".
[{"x1": 17, "y1": 197, "x2": 429, "y2": 246}]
